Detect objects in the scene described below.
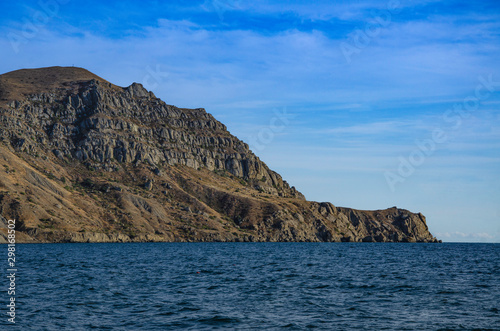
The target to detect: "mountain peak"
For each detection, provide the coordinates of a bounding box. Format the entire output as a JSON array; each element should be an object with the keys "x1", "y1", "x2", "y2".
[{"x1": 0, "y1": 66, "x2": 117, "y2": 103}]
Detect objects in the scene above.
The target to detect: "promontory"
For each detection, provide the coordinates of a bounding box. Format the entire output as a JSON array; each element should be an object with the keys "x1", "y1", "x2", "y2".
[{"x1": 0, "y1": 67, "x2": 440, "y2": 243}]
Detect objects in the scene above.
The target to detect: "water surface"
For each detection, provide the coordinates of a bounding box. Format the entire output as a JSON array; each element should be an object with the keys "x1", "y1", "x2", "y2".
[{"x1": 2, "y1": 243, "x2": 499, "y2": 329}]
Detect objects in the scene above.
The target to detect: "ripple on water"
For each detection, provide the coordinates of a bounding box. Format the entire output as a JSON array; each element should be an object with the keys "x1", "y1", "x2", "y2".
[{"x1": 2, "y1": 243, "x2": 499, "y2": 330}]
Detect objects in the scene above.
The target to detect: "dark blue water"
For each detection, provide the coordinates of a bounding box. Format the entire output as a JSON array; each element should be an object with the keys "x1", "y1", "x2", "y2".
[{"x1": 1, "y1": 243, "x2": 499, "y2": 330}]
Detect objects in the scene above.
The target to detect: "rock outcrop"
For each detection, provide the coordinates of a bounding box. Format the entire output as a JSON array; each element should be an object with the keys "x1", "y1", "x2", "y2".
[{"x1": 0, "y1": 66, "x2": 440, "y2": 243}]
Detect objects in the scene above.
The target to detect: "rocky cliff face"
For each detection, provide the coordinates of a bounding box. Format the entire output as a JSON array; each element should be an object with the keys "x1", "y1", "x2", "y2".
[{"x1": 0, "y1": 66, "x2": 440, "y2": 243}]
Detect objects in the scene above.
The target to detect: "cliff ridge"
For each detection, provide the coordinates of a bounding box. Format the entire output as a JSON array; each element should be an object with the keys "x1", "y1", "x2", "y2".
[{"x1": 0, "y1": 66, "x2": 440, "y2": 243}]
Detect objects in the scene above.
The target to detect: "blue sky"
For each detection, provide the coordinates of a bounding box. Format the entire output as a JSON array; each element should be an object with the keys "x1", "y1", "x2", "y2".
[{"x1": 1, "y1": 0, "x2": 499, "y2": 242}]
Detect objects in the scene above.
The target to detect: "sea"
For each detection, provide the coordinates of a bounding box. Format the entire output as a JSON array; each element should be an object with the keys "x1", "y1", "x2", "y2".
[{"x1": 1, "y1": 243, "x2": 499, "y2": 330}]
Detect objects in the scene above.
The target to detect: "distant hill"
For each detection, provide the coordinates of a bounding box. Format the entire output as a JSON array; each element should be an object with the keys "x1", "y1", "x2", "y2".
[{"x1": 0, "y1": 66, "x2": 440, "y2": 243}]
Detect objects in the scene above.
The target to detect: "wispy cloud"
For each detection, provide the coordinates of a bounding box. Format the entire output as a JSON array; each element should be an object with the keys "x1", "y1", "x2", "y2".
[
  {"x1": 437, "y1": 231, "x2": 497, "y2": 242},
  {"x1": 324, "y1": 120, "x2": 419, "y2": 135}
]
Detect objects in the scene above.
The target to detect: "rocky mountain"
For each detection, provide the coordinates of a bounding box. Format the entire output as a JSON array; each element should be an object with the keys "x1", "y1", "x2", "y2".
[{"x1": 0, "y1": 66, "x2": 440, "y2": 243}]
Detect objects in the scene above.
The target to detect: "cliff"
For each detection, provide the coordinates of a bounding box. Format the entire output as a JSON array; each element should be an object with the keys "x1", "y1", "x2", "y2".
[{"x1": 0, "y1": 66, "x2": 440, "y2": 243}]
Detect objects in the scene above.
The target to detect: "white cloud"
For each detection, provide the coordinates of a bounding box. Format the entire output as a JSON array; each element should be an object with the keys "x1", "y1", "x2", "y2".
[
  {"x1": 437, "y1": 231, "x2": 497, "y2": 242},
  {"x1": 324, "y1": 120, "x2": 419, "y2": 135}
]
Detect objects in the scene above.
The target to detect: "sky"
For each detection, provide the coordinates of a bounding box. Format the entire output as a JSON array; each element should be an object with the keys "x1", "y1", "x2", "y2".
[{"x1": 0, "y1": 0, "x2": 499, "y2": 242}]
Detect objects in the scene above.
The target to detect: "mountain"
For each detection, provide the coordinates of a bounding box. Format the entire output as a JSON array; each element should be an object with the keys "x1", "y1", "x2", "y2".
[{"x1": 0, "y1": 66, "x2": 440, "y2": 243}]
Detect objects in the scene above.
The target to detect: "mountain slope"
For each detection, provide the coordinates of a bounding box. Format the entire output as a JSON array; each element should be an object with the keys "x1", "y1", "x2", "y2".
[{"x1": 0, "y1": 66, "x2": 440, "y2": 243}]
